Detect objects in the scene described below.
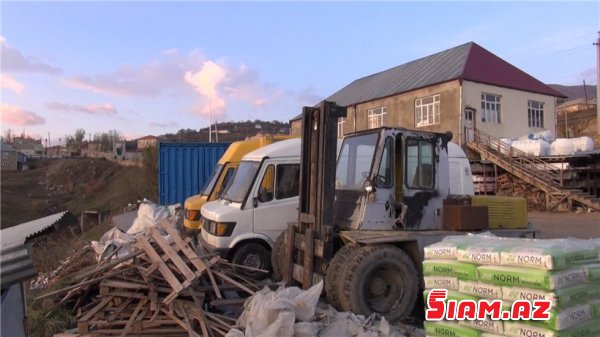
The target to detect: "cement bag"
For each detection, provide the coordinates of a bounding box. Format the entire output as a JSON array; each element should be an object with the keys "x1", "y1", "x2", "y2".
[
  {"x1": 477, "y1": 265, "x2": 588, "y2": 290},
  {"x1": 504, "y1": 320, "x2": 600, "y2": 337},
  {"x1": 480, "y1": 334, "x2": 505, "y2": 337},
  {"x1": 318, "y1": 311, "x2": 368, "y2": 337},
  {"x1": 457, "y1": 280, "x2": 502, "y2": 299},
  {"x1": 457, "y1": 240, "x2": 519, "y2": 265},
  {"x1": 424, "y1": 321, "x2": 482, "y2": 337},
  {"x1": 458, "y1": 319, "x2": 504, "y2": 335},
  {"x1": 500, "y1": 238, "x2": 599, "y2": 270},
  {"x1": 502, "y1": 284, "x2": 600, "y2": 309},
  {"x1": 423, "y1": 233, "x2": 500, "y2": 260},
  {"x1": 423, "y1": 259, "x2": 478, "y2": 280},
  {"x1": 540, "y1": 303, "x2": 596, "y2": 331},
  {"x1": 586, "y1": 264, "x2": 600, "y2": 282},
  {"x1": 424, "y1": 276, "x2": 459, "y2": 290},
  {"x1": 424, "y1": 290, "x2": 480, "y2": 304}
]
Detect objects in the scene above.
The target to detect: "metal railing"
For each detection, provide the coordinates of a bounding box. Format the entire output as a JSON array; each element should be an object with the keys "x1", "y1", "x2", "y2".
[{"x1": 466, "y1": 127, "x2": 571, "y2": 187}]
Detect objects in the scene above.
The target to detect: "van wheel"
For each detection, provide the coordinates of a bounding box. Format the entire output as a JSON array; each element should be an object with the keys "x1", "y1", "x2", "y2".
[
  {"x1": 231, "y1": 243, "x2": 271, "y2": 280},
  {"x1": 271, "y1": 233, "x2": 286, "y2": 281},
  {"x1": 338, "y1": 245, "x2": 419, "y2": 322}
]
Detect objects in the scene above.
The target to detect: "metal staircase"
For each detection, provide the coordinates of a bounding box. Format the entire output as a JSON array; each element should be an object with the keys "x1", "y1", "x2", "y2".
[{"x1": 466, "y1": 128, "x2": 600, "y2": 211}]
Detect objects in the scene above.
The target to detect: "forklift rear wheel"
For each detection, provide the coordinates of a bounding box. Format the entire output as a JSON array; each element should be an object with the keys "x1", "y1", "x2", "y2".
[
  {"x1": 338, "y1": 245, "x2": 419, "y2": 322},
  {"x1": 271, "y1": 233, "x2": 286, "y2": 281},
  {"x1": 325, "y1": 244, "x2": 358, "y2": 310},
  {"x1": 231, "y1": 242, "x2": 271, "y2": 280}
]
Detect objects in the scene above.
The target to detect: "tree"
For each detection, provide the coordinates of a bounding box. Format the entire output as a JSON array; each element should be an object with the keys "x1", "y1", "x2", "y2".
[{"x1": 65, "y1": 128, "x2": 86, "y2": 153}]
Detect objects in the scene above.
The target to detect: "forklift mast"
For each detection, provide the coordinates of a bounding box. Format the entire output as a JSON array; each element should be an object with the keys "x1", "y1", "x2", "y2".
[{"x1": 283, "y1": 101, "x2": 346, "y2": 288}]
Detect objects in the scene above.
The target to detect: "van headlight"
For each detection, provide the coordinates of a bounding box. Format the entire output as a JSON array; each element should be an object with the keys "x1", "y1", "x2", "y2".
[{"x1": 203, "y1": 217, "x2": 236, "y2": 237}]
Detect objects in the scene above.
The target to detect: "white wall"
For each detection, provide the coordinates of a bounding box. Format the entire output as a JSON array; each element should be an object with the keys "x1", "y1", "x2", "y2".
[{"x1": 462, "y1": 81, "x2": 556, "y2": 139}]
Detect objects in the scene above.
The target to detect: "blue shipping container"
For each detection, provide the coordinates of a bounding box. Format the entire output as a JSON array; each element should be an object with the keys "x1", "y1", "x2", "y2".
[{"x1": 158, "y1": 142, "x2": 230, "y2": 205}]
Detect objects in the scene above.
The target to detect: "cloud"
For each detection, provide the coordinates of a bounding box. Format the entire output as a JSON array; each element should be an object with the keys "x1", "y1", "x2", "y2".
[
  {"x1": 0, "y1": 37, "x2": 62, "y2": 74},
  {"x1": 65, "y1": 49, "x2": 275, "y2": 120},
  {"x1": 65, "y1": 49, "x2": 206, "y2": 97},
  {"x1": 46, "y1": 101, "x2": 118, "y2": 116},
  {"x1": 1, "y1": 74, "x2": 25, "y2": 94},
  {"x1": 1, "y1": 103, "x2": 46, "y2": 126},
  {"x1": 149, "y1": 121, "x2": 178, "y2": 129}
]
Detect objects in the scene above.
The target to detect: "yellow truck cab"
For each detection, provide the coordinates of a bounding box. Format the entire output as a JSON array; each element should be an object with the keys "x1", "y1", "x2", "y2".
[{"x1": 183, "y1": 135, "x2": 292, "y2": 234}]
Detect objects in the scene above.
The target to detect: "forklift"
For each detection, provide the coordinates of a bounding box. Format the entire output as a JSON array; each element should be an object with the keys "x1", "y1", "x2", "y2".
[{"x1": 274, "y1": 101, "x2": 535, "y2": 321}]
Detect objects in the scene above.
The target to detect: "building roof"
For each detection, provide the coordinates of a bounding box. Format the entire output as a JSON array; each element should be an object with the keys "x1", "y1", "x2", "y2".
[
  {"x1": 291, "y1": 42, "x2": 565, "y2": 121},
  {"x1": 137, "y1": 135, "x2": 158, "y2": 141},
  {"x1": 0, "y1": 211, "x2": 68, "y2": 289},
  {"x1": 1, "y1": 142, "x2": 16, "y2": 152},
  {"x1": 557, "y1": 98, "x2": 597, "y2": 109}
]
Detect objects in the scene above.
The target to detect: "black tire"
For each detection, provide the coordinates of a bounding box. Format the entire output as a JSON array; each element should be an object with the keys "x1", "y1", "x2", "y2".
[
  {"x1": 271, "y1": 233, "x2": 286, "y2": 281},
  {"x1": 231, "y1": 242, "x2": 271, "y2": 280},
  {"x1": 325, "y1": 244, "x2": 358, "y2": 310},
  {"x1": 338, "y1": 245, "x2": 419, "y2": 322}
]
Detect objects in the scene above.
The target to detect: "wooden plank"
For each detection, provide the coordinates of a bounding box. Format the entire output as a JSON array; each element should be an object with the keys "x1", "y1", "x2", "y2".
[
  {"x1": 149, "y1": 228, "x2": 196, "y2": 281},
  {"x1": 106, "y1": 297, "x2": 134, "y2": 322},
  {"x1": 283, "y1": 224, "x2": 295, "y2": 285},
  {"x1": 79, "y1": 296, "x2": 112, "y2": 323},
  {"x1": 302, "y1": 229, "x2": 315, "y2": 289},
  {"x1": 160, "y1": 308, "x2": 201, "y2": 337},
  {"x1": 186, "y1": 290, "x2": 212, "y2": 337},
  {"x1": 136, "y1": 235, "x2": 183, "y2": 295},
  {"x1": 120, "y1": 299, "x2": 146, "y2": 337},
  {"x1": 74, "y1": 250, "x2": 143, "y2": 281},
  {"x1": 213, "y1": 271, "x2": 254, "y2": 295},
  {"x1": 293, "y1": 233, "x2": 324, "y2": 257}
]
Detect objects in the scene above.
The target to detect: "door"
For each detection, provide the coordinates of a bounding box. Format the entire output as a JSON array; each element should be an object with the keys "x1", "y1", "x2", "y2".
[
  {"x1": 464, "y1": 106, "x2": 475, "y2": 143},
  {"x1": 361, "y1": 136, "x2": 396, "y2": 230},
  {"x1": 252, "y1": 161, "x2": 300, "y2": 241}
]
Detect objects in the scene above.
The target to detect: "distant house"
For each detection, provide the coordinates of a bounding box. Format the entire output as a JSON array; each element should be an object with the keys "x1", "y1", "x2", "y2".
[
  {"x1": 290, "y1": 42, "x2": 565, "y2": 145},
  {"x1": 12, "y1": 137, "x2": 44, "y2": 157},
  {"x1": 555, "y1": 98, "x2": 598, "y2": 143},
  {"x1": 1, "y1": 142, "x2": 18, "y2": 171},
  {"x1": 136, "y1": 135, "x2": 158, "y2": 151}
]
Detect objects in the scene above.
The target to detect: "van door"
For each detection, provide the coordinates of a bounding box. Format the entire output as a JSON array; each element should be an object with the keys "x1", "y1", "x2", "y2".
[{"x1": 252, "y1": 160, "x2": 300, "y2": 242}]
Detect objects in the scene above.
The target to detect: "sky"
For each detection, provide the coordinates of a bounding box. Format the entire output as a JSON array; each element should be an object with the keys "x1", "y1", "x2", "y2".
[{"x1": 1, "y1": 1, "x2": 599, "y2": 145}]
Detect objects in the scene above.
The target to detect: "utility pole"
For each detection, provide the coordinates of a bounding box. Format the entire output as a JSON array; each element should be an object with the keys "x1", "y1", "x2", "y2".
[{"x1": 595, "y1": 32, "x2": 600, "y2": 134}]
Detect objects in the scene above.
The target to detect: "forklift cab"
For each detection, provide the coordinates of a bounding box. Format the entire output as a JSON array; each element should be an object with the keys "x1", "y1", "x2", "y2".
[{"x1": 333, "y1": 128, "x2": 451, "y2": 231}]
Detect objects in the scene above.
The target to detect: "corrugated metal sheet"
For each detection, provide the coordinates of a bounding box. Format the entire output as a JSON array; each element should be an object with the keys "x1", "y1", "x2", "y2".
[
  {"x1": 291, "y1": 42, "x2": 564, "y2": 121},
  {"x1": 1, "y1": 211, "x2": 68, "y2": 249},
  {"x1": 0, "y1": 245, "x2": 35, "y2": 289},
  {"x1": 158, "y1": 142, "x2": 230, "y2": 205},
  {"x1": 0, "y1": 211, "x2": 69, "y2": 289}
]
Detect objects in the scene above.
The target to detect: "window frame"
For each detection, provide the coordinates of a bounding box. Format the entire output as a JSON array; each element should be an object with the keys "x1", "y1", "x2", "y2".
[
  {"x1": 367, "y1": 107, "x2": 387, "y2": 129},
  {"x1": 405, "y1": 138, "x2": 435, "y2": 190},
  {"x1": 527, "y1": 100, "x2": 544, "y2": 128},
  {"x1": 415, "y1": 94, "x2": 441, "y2": 127},
  {"x1": 337, "y1": 117, "x2": 346, "y2": 138},
  {"x1": 480, "y1": 93, "x2": 502, "y2": 124},
  {"x1": 275, "y1": 164, "x2": 301, "y2": 200}
]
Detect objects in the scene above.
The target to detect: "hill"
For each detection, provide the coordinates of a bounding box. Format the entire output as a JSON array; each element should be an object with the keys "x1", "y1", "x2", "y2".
[
  {"x1": 159, "y1": 120, "x2": 290, "y2": 143},
  {"x1": 549, "y1": 84, "x2": 597, "y2": 101}
]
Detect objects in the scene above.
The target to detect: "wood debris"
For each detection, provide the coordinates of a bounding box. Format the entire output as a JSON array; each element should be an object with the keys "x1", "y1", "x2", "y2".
[{"x1": 40, "y1": 220, "x2": 271, "y2": 336}]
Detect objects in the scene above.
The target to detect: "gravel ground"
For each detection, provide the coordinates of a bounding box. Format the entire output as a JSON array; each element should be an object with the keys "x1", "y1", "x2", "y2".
[{"x1": 528, "y1": 211, "x2": 600, "y2": 239}]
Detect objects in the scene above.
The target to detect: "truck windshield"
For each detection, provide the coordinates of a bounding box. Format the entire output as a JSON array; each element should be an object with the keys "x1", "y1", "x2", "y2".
[
  {"x1": 221, "y1": 161, "x2": 260, "y2": 203},
  {"x1": 200, "y1": 164, "x2": 223, "y2": 196},
  {"x1": 335, "y1": 132, "x2": 379, "y2": 190}
]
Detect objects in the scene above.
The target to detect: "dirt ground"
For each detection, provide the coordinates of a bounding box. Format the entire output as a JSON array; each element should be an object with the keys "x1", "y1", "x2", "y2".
[{"x1": 528, "y1": 211, "x2": 600, "y2": 239}]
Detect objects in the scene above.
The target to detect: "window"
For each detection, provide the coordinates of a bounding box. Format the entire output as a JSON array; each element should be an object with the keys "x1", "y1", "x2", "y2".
[
  {"x1": 336, "y1": 133, "x2": 379, "y2": 190},
  {"x1": 258, "y1": 165, "x2": 275, "y2": 202},
  {"x1": 368, "y1": 107, "x2": 387, "y2": 129},
  {"x1": 415, "y1": 94, "x2": 440, "y2": 127},
  {"x1": 376, "y1": 137, "x2": 393, "y2": 188},
  {"x1": 276, "y1": 164, "x2": 300, "y2": 199},
  {"x1": 528, "y1": 101, "x2": 544, "y2": 128},
  {"x1": 337, "y1": 117, "x2": 346, "y2": 138},
  {"x1": 481, "y1": 93, "x2": 501, "y2": 123},
  {"x1": 406, "y1": 139, "x2": 434, "y2": 189}
]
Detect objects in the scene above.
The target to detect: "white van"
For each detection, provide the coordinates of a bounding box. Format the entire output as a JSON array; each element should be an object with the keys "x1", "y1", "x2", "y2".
[
  {"x1": 200, "y1": 138, "x2": 302, "y2": 279},
  {"x1": 200, "y1": 139, "x2": 475, "y2": 279}
]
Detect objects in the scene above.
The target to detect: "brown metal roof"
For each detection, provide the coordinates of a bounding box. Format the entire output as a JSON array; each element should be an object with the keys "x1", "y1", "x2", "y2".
[{"x1": 291, "y1": 42, "x2": 565, "y2": 121}]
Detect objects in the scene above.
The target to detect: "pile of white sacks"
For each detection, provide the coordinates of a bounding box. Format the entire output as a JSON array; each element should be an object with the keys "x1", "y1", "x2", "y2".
[
  {"x1": 496, "y1": 130, "x2": 594, "y2": 157},
  {"x1": 422, "y1": 233, "x2": 600, "y2": 337}
]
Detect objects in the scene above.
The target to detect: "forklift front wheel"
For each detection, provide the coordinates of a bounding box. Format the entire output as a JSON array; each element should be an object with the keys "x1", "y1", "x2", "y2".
[{"x1": 338, "y1": 245, "x2": 419, "y2": 322}]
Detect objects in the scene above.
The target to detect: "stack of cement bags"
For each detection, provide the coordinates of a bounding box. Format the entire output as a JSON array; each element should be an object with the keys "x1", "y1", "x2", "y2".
[{"x1": 422, "y1": 234, "x2": 600, "y2": 337}]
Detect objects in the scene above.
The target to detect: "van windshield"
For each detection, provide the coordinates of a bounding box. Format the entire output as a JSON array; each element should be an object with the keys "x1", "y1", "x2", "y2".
[
  {"x1": 200, "y1": 164, "x2": 223, "y2": 196},
  {"x1": 221, "y1": 161, "x2": 260, "y2": 203}
]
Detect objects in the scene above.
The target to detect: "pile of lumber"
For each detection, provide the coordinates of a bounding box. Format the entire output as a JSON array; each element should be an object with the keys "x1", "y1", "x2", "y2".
[
  {"x1": 39, "y1": 221, "x2": 265, "y2": 337},
  {"x1": 496, "y1": 173, "x2": 546, "y2": 210}
]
